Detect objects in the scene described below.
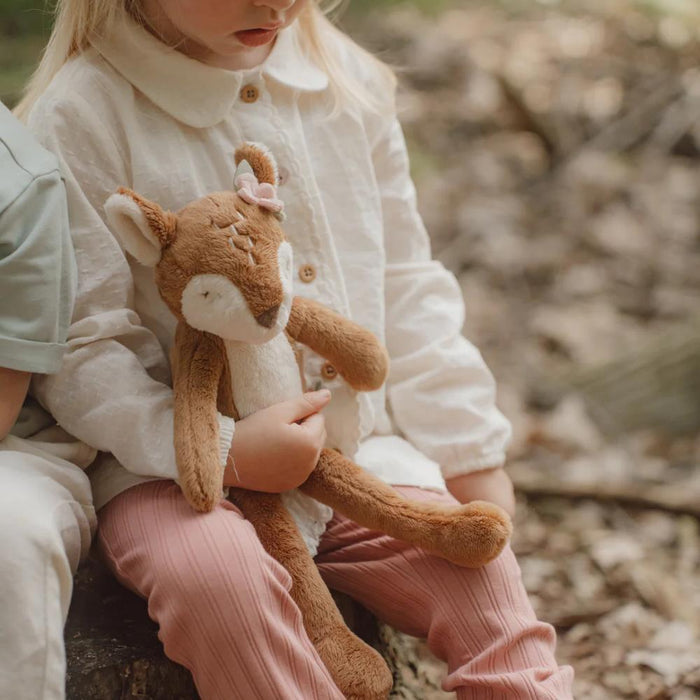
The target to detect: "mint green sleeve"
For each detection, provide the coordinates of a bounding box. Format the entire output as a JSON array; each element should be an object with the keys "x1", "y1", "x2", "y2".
[{"x1": 0, "y1": 169, "x2": 76, "y2": 373}]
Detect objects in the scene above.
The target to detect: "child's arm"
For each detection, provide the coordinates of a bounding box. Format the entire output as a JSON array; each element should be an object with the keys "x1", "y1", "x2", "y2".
[
  {"x1": 446, "y1": 468, "x2": 515, "y2": 516},
  {"x1": 24, "y1": 94, "x2": 234, "y2": 481},
  {"x1": 371, "y1": 113, "x2": 514, "y2": 512},
  {"x1": 0, "y1": 369, "x2": 30, "y2": 440}
]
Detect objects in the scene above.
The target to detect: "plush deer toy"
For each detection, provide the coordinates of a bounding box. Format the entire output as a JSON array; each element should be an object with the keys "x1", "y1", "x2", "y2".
[{"x1": 105, "y1": 143, "x2": 512, "y2": 699}]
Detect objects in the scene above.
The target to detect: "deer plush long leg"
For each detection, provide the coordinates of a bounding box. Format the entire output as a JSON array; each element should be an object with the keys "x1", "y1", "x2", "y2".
[
  {"x1": 300, "y1": 449, "x2": 512, "y2": 568},
  {"x1": 228, "y1": 488, "x2": 393, "y2": 700}
]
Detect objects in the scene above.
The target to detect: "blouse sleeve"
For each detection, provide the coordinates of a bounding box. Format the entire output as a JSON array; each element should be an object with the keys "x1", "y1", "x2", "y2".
[
  {"x1": 27, "y1": 93, "x2": 234, "y2": 480},
  {"x1": 372, "y1": 114, "x2": 512, "y2": 479}
]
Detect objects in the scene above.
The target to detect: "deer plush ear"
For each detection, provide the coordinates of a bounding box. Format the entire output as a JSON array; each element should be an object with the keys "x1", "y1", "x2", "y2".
[
  {"x1": 105, "y1": 188, "x2": 176, "y2": 267},
  {"x1": 234, "y1": 142, "x2": 279, "y2": 186}
]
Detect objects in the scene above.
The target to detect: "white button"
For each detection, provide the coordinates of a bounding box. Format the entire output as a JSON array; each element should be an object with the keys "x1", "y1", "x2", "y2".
[{"x1": 278, "y1": 166, "x2": 290, "y2": 186}]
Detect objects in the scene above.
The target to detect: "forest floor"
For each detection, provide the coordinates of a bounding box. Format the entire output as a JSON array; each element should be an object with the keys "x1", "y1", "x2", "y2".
[
  {"x1": 3, "y1": 1, "x2": 699, "y2": 697},
  {"x1": 346, "y1": 1, "x2": 700, "y2": 697}
]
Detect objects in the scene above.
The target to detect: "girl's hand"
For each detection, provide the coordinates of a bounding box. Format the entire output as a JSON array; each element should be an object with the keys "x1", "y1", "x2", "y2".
[
  {"x1": 224, "y1": 390, "x2": 331, "y2": 493},
  {"x1": 446, "y1": 467, "x2": 516, "y2": 517}
]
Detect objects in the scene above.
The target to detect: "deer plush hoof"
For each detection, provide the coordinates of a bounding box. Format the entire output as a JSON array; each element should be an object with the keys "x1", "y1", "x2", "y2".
[
  {"x1": 316, "y1": 625, "x2": 393, "y2": 700},
  {"x1": 433, "y1": 501, "x2": 512, "y2": 568}
]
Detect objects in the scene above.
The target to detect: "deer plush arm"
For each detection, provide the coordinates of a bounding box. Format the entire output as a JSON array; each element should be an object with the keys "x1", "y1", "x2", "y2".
[
  {"x1": 286, "y1": 297, "x2": 389, "y2": 392},
  {"x1": 171, "y1": 322, "x2": 227, "y2": 512}
]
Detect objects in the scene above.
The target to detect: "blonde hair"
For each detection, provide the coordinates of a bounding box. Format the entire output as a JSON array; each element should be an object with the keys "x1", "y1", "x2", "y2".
[{"x1": 14, "y1": 0, "x2": 396, "y2": 122}]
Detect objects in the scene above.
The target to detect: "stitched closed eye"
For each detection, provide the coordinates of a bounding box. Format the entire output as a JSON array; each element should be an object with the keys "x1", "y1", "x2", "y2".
[
  {"x1": 212, "y1": 208, "x2": 246, "y2": 232},
  {"x1": 225, "y1": 224, "x2": 253, "y2": 247},
  {"x1": 226, "y1": 228, "x2": 257, "y2": 266}
]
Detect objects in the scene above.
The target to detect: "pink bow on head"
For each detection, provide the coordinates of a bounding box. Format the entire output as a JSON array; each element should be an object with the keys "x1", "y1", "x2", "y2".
[{"x1": 235, "y1": 172, "x2": 284, "y2": 214}]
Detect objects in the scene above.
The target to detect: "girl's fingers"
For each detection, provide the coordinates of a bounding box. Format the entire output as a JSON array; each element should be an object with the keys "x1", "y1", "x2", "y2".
[
  {"x1": 298, "y1": 412, "x2": 325, "y2": 437},
  {"x1": 274, "y1": 390, "x2": 331, "y2": 424}
]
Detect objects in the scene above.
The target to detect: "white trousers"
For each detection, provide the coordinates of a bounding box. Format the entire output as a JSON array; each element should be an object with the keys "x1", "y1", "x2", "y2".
[{"x1": 0, "y1": 433, "x2": 96, "y2": 700}]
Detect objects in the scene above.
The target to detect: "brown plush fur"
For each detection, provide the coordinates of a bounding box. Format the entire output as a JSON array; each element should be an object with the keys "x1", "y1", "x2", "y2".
[
  {"x1": 170, "y1": 324, "x2": 226, "y2": 513},
  {"x1": 287, "y1": 297, "x2": 390, "y2": 392},
  {"x1": 109, "y1": 143, "x2": 512, "y2": 699},
  {"x1": 118, "y1": 187, "x2": 178, "y2": 248},
  {"x1": 228, "y1": 487, "x2": 393, "y2": 698},
  {"x1": 135, "y1": 187, "x2": 289, "y2": 324},
  {"x1": 303, "y1": 449, "x2": 511, "y2": 568},
  {"x1": 234, "y1": 142, "x2": 278, "y2": 185}
]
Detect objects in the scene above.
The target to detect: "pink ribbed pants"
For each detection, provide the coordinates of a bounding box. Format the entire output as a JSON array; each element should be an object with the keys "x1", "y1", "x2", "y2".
[{"x1": 97, "y1": 481, "x2": 574, "y2": 699}]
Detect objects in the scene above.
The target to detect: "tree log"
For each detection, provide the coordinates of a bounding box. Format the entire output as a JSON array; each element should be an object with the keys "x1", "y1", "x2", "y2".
[{"x1": 65, "y1": 558, "x2": 198, "y2": 700}]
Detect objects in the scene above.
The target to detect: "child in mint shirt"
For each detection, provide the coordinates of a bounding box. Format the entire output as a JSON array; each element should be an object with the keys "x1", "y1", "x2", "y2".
[{"x1": 0, "y1": 100, "x2": 96, "y2": 700}]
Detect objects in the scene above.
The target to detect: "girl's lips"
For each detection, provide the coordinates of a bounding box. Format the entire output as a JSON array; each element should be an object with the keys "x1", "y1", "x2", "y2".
[{"x1": 234, "y1": 28, "x2": 279, "y2": 47}]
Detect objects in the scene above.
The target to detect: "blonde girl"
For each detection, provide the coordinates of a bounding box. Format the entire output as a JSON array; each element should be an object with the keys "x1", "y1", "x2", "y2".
[{"x1": 19, "y1": 1, "x2": 574, "y2": 698}]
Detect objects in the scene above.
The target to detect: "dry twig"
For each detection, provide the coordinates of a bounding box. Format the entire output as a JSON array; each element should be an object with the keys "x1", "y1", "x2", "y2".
[{"x1": 513, "y1": 471, "x2": 700, "y2": 517}]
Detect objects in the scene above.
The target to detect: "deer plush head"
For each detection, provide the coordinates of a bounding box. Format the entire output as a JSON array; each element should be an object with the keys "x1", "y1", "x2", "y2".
[{"x1": 105, "y1": 143, "x2": 294, "y2": 344}]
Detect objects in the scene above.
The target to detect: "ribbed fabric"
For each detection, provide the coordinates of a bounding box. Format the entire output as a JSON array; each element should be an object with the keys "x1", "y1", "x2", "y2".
[
  {"x1": 97, "y1": 481, "x2": 573, "y2": 699},
  {"x1": 317, "y1": 487, "x2": 574, "y2": 700},
  {"x1": 97, "y1": 481, "x2": 342, "y2": 700}
]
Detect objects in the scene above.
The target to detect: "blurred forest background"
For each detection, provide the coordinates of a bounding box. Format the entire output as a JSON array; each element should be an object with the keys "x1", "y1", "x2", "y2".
[{"x1": 2, "y1": 1, "x2": 700, "y2": 698}]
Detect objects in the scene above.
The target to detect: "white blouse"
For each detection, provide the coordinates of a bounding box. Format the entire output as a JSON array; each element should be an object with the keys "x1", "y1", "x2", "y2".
[{"x1": 27, "y1": 13, "x2": 511, "y2": 540}]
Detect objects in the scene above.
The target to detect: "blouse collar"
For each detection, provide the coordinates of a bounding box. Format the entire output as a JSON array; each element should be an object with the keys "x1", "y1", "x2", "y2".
[{"x1": 90, "y1": 12, "x2": 329, "y2": 128}]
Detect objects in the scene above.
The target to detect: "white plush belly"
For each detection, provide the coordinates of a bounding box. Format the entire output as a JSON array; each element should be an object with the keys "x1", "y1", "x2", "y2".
[
  {"x1": 224, "y1": 335, "x2": 303, "y2": 418},
  {"x1": 224, "y1": 334, "x2": 333, "y2": 554}
]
